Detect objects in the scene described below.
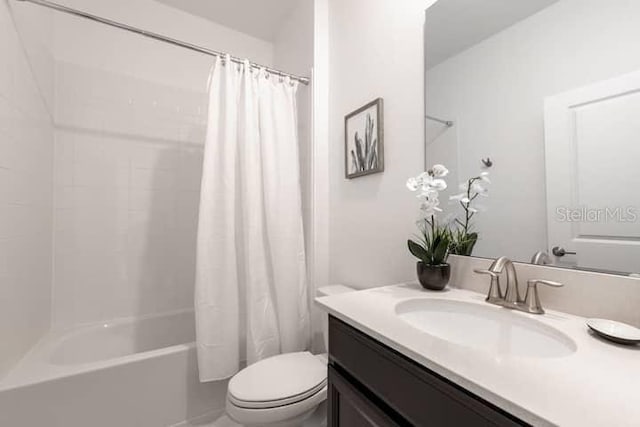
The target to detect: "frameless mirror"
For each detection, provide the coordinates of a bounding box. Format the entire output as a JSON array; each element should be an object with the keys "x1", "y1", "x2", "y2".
[{"x1": 424, "y1": 0, "x2": 640, "y2": 275}]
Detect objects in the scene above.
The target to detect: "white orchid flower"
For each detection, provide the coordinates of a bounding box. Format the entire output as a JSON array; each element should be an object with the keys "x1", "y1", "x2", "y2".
[
  {"x1": 417, "y1": 171, "x2": 430, "y2": 181},
  {"x1": 417, "y1": 187, "x2": 437, "y2": 199},
  {"x1": 406, "y1": 164, "x2": 449, "y2": 221},
  {"x1": 449, "y1": 193, "x2": 471, "y2": 204},
  {"x1": 406, "y1": 177, "x2": 420, "y2": 191},
  {"x1": 420, "y1": 203, "x2": 442, "y2": 213},
  {"x1": 425, "y1": 178, "x2": 447, "y2": 192},
  {"x1": 430, "y1": 164, "x2": 449, "y2": 178},
  {"x1": 421, "y1": 196, "x2": 440, "y2": 208},
  {"x1": 422, "y1": 208, "x2": 440, "y2": 217},
  {"x1": 471, "y1": 181, "x2": 488, "y2": 195},
  {"x1": 420, "y1": 199, "x2": 442, "y2": 217},
  {"x1": 449, "y1": 168, "x2": 492, "y2": 256}
]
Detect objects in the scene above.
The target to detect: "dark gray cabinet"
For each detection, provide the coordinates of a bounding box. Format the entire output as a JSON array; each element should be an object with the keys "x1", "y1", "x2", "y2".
[
  {"x1": 327, "y1": 316, "x2": 529, "y2": 427},
  {"x1": 328, "y1": 365, "x2": 400, "y2": 427}
]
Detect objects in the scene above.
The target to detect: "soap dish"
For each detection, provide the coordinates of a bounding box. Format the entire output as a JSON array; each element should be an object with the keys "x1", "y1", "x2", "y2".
[{"x1": 586, "y1": 319, "x2": 640, "y2": 345}]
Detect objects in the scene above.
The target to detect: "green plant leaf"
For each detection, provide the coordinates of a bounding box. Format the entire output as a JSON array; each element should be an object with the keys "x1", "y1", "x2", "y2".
[
  {"x1": 407, "y1": 239, "x2": 428, "y2": 262},
  {"x1": 433, "y1": 233, "x2": 450, "y2": 265},
  {"x1": 449, "y1": 230, "x2": 479, "y2": 256},
  {"x1": 463, "y1": 233, "x2": 478, "y2": 256}
]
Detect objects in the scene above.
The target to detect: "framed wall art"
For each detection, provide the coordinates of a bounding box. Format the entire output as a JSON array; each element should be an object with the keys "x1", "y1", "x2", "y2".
[{"x1": 344, "y1": 98, "x2": 384, "y2": 179}]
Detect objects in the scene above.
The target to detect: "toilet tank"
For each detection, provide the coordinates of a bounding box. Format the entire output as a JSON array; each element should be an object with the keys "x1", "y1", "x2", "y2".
[{"x1": 317, "y1": 285, "x2": 355, "y2": 353}]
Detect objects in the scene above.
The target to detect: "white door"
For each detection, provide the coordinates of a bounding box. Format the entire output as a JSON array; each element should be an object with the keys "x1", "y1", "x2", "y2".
[{"x1": 545, "y1": 70, "x2": 640, "y2": 274}]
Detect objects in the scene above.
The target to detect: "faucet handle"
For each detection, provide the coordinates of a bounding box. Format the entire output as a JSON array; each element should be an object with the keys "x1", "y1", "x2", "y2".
[
  {"x1": 528, "y1": 279, "x2": 563, "y2": 287},
  {"x1": 473, "y1": 269, "x2": 497, "y2": 277},
  {"x1": 524, "y1": 279, "x2": 563, "y2": 314},
  {"x1": 473, "y1": 269, "x2": 503, "y2": 304}
]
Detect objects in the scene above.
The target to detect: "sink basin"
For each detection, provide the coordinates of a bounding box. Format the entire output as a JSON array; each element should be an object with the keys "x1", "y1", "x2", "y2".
[{"x1": 396, "y1": 299, "x2": 577, "y2": 358}]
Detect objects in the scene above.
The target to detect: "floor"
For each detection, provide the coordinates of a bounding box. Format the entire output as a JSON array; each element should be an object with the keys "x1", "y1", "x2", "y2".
[
  {"x1": 170, "y1": 410, "x2": 236, "y2": 427},
  {"x1": 177, "y1": 413, "x2": 240, "y2": 427},
  {"x1": 175, "y1": 402, "x2": 327, "y2": 427}
]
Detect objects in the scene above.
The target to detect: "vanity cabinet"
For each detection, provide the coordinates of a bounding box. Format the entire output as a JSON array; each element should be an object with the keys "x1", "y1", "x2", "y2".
[{"x1": 327, "y1": 316, "x2": 528, "y2": 427}]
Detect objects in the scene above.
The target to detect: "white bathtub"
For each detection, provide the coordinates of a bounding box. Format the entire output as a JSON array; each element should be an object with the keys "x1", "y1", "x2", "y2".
[{"x1": 0, "y1": 310, "x2": 227, "y2": 427}]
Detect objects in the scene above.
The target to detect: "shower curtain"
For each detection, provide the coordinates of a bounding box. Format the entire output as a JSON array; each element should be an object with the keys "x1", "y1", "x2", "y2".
[{"x1": 195, "y1": 56, "x2": 309, "y2": 382}]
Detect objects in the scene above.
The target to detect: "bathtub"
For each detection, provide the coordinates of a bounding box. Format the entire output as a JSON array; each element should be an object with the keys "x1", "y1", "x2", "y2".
[{"x1": 0, "y1": 309, "x2": 227, "y2": 427}]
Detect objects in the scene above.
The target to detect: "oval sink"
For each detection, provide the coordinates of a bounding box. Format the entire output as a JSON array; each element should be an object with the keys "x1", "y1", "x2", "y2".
[{"x1": 396, "y1": 299, "x2": 576, "y2": 358}]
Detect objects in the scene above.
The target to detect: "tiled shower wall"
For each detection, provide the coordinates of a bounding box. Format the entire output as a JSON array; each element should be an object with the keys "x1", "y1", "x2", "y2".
[
  {"x1": 52, "y1": 62, "x2": 207, "y2": 328},
  {"x1": 2, "y1": 0, "x2": 313, "y2": 340},
  {"x1": 0, "y1": 1, "x2": 54, "y2": 375},
  {"x1": 49, "y1": 0, "x2": 278, "y2": 329}
]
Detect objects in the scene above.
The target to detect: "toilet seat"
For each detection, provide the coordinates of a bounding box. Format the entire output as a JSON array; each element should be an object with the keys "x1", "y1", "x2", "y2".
[
  {"x1": 226, "y1": 386, "x2": 327, "y2": 426},
  {"x1": 229, "y1": 379, "x2": 326, "y2": 409},
  {"x1": 228, "y1": 352, "x2": 327, "y2": 409}
]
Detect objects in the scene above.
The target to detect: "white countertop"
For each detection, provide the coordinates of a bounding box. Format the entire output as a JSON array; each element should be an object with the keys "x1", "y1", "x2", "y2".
[{"x1": 315, "y1": 283, "x2": 640, "y2": 427}]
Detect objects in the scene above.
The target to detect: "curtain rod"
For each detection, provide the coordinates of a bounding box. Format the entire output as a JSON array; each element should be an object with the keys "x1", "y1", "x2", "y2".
[
  {"x1": 425, "y1": 114, "x2": 454, "y2": 127},
  {"x1": 15, "y1": 0, "x2": 311, "y2": 86}
]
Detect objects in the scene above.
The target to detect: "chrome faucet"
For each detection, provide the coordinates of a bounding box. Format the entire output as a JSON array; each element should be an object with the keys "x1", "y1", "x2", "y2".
[
  {"x1": 478, "y1": 256, "x2": 522, "y2": 309},
  {"x1": 531, "y1": 251, "x2": 553, "y2": 266},
  {"x1": 474, "y1": 256, "x2": 563, "y2": 314}
]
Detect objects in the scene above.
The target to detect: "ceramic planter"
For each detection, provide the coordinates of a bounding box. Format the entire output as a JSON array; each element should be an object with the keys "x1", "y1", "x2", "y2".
[{"x1": 416, "y1": 262, "x2": 451, "y2": 291}]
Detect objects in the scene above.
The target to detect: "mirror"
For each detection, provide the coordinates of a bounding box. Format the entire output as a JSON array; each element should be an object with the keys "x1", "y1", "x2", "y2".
[{"x1": 424, "y1": 0, "x2": 640, "y2": 275}]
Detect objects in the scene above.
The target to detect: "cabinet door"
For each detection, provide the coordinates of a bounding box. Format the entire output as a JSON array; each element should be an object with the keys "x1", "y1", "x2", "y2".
[
  {"x1": 329, "y1": 316, "x2": 527, "y2": 426},
  {"x1": 328, "y1": 366, "x2": 403, "y2": 427}
]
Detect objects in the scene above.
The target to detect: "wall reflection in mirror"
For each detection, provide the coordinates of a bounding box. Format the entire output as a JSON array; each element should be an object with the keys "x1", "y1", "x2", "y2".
[{"x1": 424, "y1": 0, "x2": 640, "y2": 275}]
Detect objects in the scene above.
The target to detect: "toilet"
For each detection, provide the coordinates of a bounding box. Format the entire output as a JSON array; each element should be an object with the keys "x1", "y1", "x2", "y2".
[{"x1": 225, "y1": 285, "x2": 354, "y2": 427}]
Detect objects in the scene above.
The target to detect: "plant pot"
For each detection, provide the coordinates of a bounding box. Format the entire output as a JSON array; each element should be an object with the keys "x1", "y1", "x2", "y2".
[{"x1": 416, "y1": 262, "x2": 451, "y2": 291}]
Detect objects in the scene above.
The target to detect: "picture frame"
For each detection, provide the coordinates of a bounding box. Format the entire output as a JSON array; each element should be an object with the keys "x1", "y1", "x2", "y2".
[{"x1": 344, "y1": 98, "x2": 384, "y2": 179}]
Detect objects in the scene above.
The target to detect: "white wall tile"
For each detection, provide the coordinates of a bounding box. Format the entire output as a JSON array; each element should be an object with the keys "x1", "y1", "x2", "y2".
[
  {"x1": 50, "y1": 0, "x2": 275, "y2": 329},
  {"x1": 0, "y1": 0, "x2": 53, "y2": 377}
]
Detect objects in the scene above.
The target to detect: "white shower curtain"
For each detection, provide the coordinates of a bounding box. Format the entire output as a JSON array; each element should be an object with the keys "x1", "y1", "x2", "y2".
[{"x1": 195, "y1": 56, "x2": 310, "y2": 382}]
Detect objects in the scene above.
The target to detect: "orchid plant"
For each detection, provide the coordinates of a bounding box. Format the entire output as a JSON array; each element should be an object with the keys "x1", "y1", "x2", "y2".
[
  {"x1": 406, "y1": 165, "x2": 451, "y2": 266},
  {"x1": 448, "y1": 171, "x2": 491, "y2": 256}
]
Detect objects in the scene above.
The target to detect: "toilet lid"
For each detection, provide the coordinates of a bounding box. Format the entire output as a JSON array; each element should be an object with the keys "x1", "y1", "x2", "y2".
[{"x1": 228, "y1": 352, "x2": 327, "y2": 409}]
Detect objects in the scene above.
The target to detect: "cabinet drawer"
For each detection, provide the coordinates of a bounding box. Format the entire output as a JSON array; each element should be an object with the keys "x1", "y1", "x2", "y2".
[
  {"x1": 329, "y1": 316, "x2": 527, "y2": 427},
  {"x1": 329, "y1": 365, "x2": 403, "y2": 427}
]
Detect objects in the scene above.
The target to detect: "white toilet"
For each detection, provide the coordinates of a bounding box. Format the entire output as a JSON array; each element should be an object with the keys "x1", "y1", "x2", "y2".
[{"x1": 225, "y1": 285, "x2": 354, "y2": 427}]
